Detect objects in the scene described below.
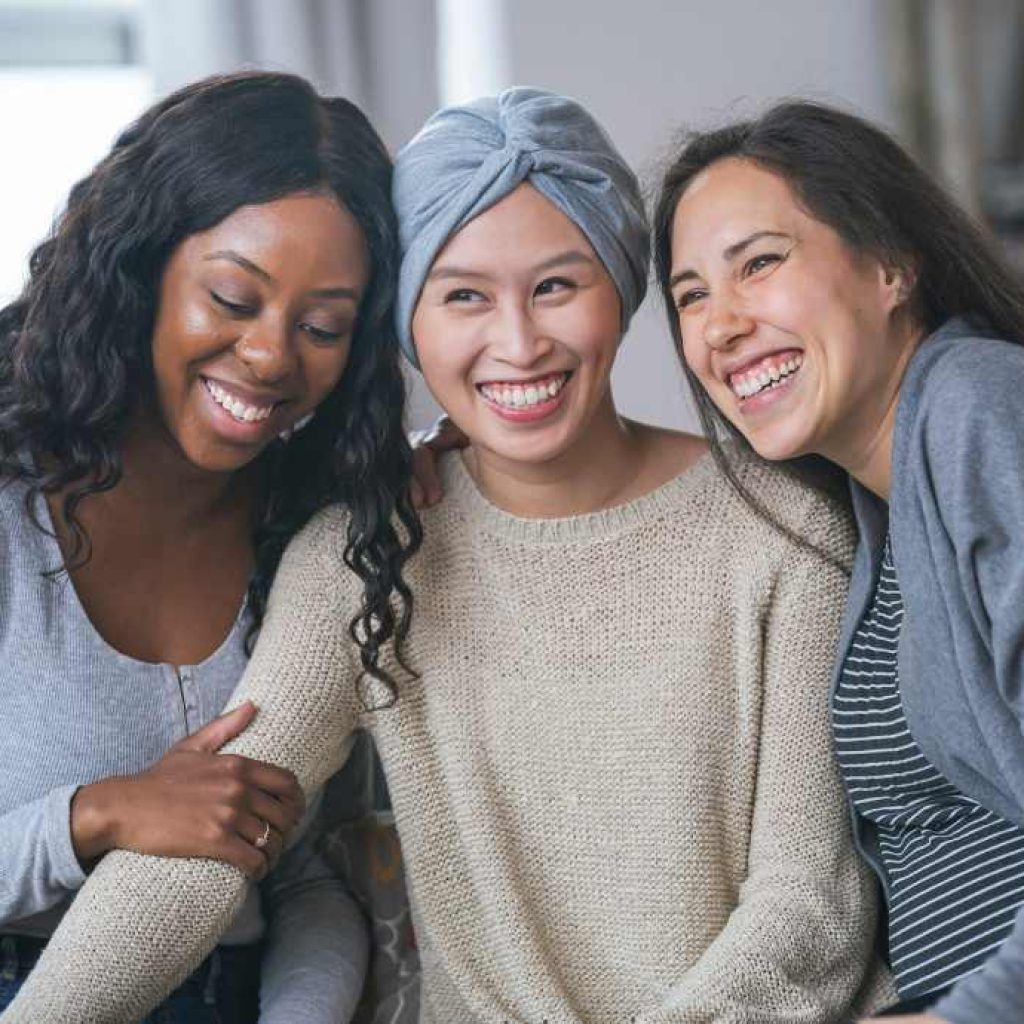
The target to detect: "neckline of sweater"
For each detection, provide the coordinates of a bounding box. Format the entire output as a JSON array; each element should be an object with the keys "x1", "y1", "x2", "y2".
[{"x1": 440, "y1": 449, "x2": 717, "y2": 545}]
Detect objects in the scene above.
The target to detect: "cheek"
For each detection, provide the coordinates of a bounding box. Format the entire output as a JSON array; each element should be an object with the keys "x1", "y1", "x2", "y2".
[
  {"x1": 413, "y1": 310, "x2": 479, "y2": 394},
  {"x1": 150, "y1": 302, "x2": 224, "y2": 379},
  {"x1": 678, "y1": 320, "x2": 713, "y2": 384},
  {"x1": 304, "y1": 345, "x2": 352, "y2": 402}
]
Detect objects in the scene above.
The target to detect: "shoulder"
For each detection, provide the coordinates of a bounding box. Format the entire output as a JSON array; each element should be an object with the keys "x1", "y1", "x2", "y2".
[
  {"x1": 270, "y1": 504, "x2": 353, "y2": 604},
  {"x1": 631, "y1": 422, "x2": 709, "y2": 471},
  {"x1": 906, "y1": 322, "x2": 1024, "y2": 423},
  {"x1": 720, "y1": 444, "x2": 856, "y2": 573},
  {"x1": 899, "y1": 327, "x2": 1024, "y2": 491},
  {"x1": 0, "y1": 474, "x2": 42, "y2": 570}
]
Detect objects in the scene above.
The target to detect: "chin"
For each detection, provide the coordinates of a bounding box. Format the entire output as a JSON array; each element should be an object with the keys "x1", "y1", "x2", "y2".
[
  {"x1": 180, "y1": 439, "x2": 268, "y2": 475},
  {"x1": 479, "y1": 425, "x2": 575, "y2": 466},
  {"x1": 744, "y1": 429, "x2": 812, "y2": 464}
]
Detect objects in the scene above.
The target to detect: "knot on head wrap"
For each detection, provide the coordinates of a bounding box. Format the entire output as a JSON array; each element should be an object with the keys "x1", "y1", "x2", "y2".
[{"x1": 393, "y1": 87, "x2": 650, "y2": 365}]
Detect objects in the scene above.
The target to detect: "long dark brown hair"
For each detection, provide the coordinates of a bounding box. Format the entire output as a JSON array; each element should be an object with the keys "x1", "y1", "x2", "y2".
[{"x1": 653, "y1": 100, "x2": 1024, "y2": 547}]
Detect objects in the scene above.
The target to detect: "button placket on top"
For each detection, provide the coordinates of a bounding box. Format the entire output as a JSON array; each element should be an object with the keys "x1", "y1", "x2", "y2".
[{"x1": 174, "y1": 665, "x2": 203, "y2": 736}]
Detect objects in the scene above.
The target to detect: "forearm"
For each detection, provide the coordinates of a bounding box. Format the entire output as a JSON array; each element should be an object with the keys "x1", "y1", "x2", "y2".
[
  {"x1": 0, "y1": 787, "x2": 86, "y2": 925},
  {"x1": 0, "y1": 512, "x2": 360, "y2": 1024},
  {"x1": 636, "y1": 863, "x2": 879, "y2": 1023}
]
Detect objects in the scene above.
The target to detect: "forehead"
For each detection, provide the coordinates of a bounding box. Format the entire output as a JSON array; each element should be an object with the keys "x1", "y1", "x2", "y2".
[
  {"x1": 178, "y1": 193, "x2": 367, "y2": 276},
  {"x1": 672, "y1": 158, "x2": 806, "y2": 251},
  {"x1": 433, "y1": 182, "x2": 595, "y2": 267}
]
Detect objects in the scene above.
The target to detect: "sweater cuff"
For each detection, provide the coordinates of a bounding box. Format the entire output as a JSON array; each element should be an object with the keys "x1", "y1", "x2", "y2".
[{"x1": 44, "y1": 785, "x2": 88, "y2": 892}]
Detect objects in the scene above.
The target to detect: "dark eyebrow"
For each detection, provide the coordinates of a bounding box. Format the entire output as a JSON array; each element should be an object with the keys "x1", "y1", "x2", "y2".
[
  {"x1": 426, "y1": 248, "x2": 595, "y2": 282},
  {"x1": 722, "y1": 230, "x2": 791, "y2": 261},
  {"x1": 203, "y1": 251, "x2": 359, "y2": 301},
  {"x1": 532, "y1": 249, "x2": 594, "y2": 274},
  {"x1": 308, "y1": 286, "x2": 360, "y2": 302},
  {"x1": 204, "y1": 251, "x2": 274, "y2": 283},
  {"x1": 669, "y1": 231, "x2": 792, "y2": 289}
]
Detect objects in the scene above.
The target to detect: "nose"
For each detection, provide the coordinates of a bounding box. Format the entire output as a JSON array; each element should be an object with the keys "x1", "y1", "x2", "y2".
[
  {"x1": 703, "y1": 288, "x2": 754, "y2": 351},
  {"x1": 487, "y1": 301, "x2": 554, "y2": 367},
  {"x1": 234, "y1": 315, "x2": 298, "y2": 384}
]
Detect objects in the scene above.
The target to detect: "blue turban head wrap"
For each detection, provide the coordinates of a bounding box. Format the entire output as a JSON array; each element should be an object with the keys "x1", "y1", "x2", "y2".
[{"x1": 393, "y1": 87, "x2": 650, "y2": 366}]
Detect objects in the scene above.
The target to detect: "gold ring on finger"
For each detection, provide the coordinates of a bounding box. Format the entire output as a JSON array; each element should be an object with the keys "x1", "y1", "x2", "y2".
[{"x1": 254, "y1": 819, "x2": 271, "y2": 850}]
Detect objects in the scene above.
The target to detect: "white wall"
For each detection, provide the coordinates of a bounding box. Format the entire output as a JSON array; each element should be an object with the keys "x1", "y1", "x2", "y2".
[{"x1": 406, "y1": 0, "x2": 895, "y2": 431}]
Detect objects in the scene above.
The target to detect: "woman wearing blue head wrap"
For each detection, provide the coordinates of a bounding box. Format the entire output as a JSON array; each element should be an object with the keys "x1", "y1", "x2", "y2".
[{"x1": 6, "y1": 90, "x2": 888, "y2": 1023}]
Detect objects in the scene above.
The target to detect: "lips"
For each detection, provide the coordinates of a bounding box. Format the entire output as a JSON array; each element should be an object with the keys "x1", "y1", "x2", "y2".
[
  {"x1": 476, "y1": 371, "x2": 570, "y2": 411},
  {"x1": 202, "y1": 377, "x2": 283, "y2": 424},
  {"x1": 727, "y1": 351, "x2": 803, "y2": 400}
]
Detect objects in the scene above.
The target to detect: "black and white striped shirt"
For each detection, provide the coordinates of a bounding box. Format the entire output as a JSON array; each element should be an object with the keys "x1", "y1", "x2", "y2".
[{"x1": 834, "y1": 535, "x2": 1024, "y2": 998}]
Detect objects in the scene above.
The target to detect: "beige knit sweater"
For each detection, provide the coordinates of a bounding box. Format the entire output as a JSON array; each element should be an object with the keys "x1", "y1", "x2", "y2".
[{"x1": 3, "y1": 452, "x2": 891, "y2": 1023}]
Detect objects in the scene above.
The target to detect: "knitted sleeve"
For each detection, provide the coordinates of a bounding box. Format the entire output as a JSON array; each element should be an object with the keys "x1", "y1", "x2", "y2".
[
  {"x1": 1, "y1": 508, "x2": 362, "y2": 1024},
  {"x1": 638, "y1": 494, "x2": 887, "y2": 1024}
]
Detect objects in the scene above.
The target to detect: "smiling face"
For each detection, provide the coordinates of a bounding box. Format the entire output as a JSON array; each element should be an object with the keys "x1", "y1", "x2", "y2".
[
  {"x1": 411, "y1": 183, "x2": 623, "y2": 467},
  {"x1": 149, "y1": 191, "x2": 368, "y2": 474},
  {"x1": 669, "y1": 157, "x2": 919, "y2": 469}
]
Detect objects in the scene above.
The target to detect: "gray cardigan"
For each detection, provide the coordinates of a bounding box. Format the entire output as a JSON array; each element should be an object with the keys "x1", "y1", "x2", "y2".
[{"x1": 836, "y1": 317, "x2": 1024, "y2": 1023}]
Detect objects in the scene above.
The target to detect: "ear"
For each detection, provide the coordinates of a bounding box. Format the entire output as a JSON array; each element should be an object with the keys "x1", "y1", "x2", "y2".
[{"x1": 879, "y1": 259, "x2": 918, "y2": 315}]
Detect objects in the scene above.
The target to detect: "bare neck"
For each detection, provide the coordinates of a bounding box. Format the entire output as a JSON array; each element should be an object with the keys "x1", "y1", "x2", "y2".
[
  {"x1": 465, "y1": 391, "x2": 677, "y2": 519},
  {"x1": 822, "y1": 319, "x2": 927, "y2": 502},
  {"x1": 51, "y1": 414, "x2": 259, "y2": 540}
]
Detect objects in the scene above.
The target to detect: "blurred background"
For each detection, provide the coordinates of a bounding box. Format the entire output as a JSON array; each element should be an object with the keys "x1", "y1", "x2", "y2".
[{"x1": 2, "y1": 0, "x2": 1022, "y2": 430}]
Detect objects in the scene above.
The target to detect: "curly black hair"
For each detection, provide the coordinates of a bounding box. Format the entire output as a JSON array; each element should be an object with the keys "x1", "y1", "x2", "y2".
[{"x1": 0, "y1": 71, "x2": 421, "y2": 698}]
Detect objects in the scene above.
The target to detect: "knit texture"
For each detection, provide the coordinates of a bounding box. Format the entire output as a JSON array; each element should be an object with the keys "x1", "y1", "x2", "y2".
[{"x1": 3, "y1": 451, "x2": 890, "y2": 1023}]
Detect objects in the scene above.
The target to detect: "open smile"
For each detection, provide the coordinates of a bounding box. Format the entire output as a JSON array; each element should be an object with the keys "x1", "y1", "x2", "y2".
[
  {"x1": 727, "y1": 351, "x2": 803, "y2": 401},
  {"x1": 474, "y1": 371, "x2": 573, "y2": 423},
  {"x1": 476, "y1": 371, "x2": 571, "y2": 411},
  {"x1": 201, "y1": 377, "x2": 283, "y2": 424}
]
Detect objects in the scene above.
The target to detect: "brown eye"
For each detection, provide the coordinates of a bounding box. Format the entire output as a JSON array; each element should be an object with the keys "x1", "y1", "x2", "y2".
[
  {"x1": 676, "y1": 288, "x2": 707, "y2": 310},
  {"x1": 534, "y1": 276, "x2": 574, "y2": 297},
  {"x1": 299, "y1": 321, "x2": 348, "y2": 344},
  {"x1": 743, "y1": 253, "x2": 784, "y2": 277},
  {"x1": 210, "y1": 291, "x2": 255, "y2": 316},
  {"x1": 444, "y1": 288, "x2": 484, "y2": 304}
]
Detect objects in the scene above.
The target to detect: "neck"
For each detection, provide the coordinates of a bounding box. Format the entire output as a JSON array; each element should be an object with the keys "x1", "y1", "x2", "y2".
[
  {"x1": 823, "y1": 318, "x2": 926, "y2": 501},
  {"x1": 97, "y1": 413, "x2": 258, "y2": 532},
  {"x1": 466, "y1": 390, "x2": 646, "y2": 518}
]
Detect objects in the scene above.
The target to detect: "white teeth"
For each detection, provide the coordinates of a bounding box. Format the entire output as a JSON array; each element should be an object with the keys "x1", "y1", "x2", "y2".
[
  {"x1": 204, "y1": 379, "x2": 275, "y2": 423},
  {"x1": 481, "y1": 374, "x2": 568, "y2": 409},
  {"x1": 731, "y1": 355, "x2": 803, "y2": 400}
]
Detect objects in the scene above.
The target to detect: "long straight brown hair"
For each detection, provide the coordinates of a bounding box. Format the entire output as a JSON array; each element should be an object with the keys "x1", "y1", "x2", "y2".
[{"x1": 653, "y1": 100, "x2": 1024, "y2": 551}]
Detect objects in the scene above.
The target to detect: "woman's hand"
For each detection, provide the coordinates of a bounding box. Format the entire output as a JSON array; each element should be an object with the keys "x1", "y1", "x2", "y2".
[
  {"x1": 409, "y1": 416, "x2": 468, "y2": 509},
  {"x1": 70, "y1": 702, "x2": 305, "y2": 881}
]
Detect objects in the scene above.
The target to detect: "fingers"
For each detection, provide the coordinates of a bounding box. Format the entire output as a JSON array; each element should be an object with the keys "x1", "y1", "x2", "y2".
[
  {"x1": 410, "y1": 446, "x2": 441, "y2": 510},
  {"x1": 431, "y1": 415, "x2": 469, "y2": 452},
  {"x1": 177, "y1": 701, "x2": 256, "y2": 754},
  {"x1": 216, "y1": 827, "x2": 280, "y2": 881},
  {"x1": 246, "y1": 787, "x2": 303, "y2": 839},
  {"x1": 229, "y1": 756, "x2": 305, "y2": 813}
]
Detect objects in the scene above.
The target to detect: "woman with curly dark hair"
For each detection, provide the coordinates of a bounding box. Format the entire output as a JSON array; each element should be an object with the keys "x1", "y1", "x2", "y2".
[{"x1": 0, "y1": 71, "x2": 419, "y2": 1022}]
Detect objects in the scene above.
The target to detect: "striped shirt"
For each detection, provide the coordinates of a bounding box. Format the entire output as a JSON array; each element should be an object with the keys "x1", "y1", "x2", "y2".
[{"x1": 834, "y1": 535, "x2": 1024, "y2": 998}]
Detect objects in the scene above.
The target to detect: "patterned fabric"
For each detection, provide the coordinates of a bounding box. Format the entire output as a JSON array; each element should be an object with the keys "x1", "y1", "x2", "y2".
[
  {"x1": 834, "y1": 535, "x2": 1024, "y2": 998},
  {"x1": 320, "y1": 814, "x2": 419, "y2": 1024}
]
